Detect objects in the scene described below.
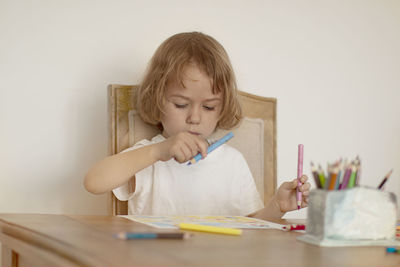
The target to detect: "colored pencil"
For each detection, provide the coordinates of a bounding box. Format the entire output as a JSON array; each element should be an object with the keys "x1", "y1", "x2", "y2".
[
  {"x1": 328, "y1": 166, "x2": 338, "y2": 190},
  {"x1": 324, "y1": 163, "x2": 332, "y2": 190},
  {"x1": 339, "y1": 166, "x2": 352, "y2": 190},
  {"x1": 337, "y1": 159, "x2": 347, "y2": 189},
  {"x1": 354, "y1": 156, "x2": 361, "y2": 186},
  {"x1": 335, "y1": 162, "x2": 342, "y2": 190},
  {"x1": 347, "y1": 164, "x2": 357, "y2": 188},
  {"x1": 114, "y1": 232, "x2": 191, "y2": 240},
  {"x1": 386, "y1": 247, "x2": 400, "y2": 254},
  {"x1": 311, "y1": 162, "x2": 322, "y2": 188},
  {"x1": 318, "y1": 165, "x2": 326, "y2": 188},
  {"x1": 377, "y1": 169, "x2": 394, "y2": 190}
]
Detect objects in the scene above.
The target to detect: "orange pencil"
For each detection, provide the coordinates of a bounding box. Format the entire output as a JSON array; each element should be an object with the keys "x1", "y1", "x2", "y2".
[
  {"x1": 328, "y1": 169, "x2": 338, "y2": 190},
  {"x1": 328, "y1": 172, "x2": 337, "y2": 190}
]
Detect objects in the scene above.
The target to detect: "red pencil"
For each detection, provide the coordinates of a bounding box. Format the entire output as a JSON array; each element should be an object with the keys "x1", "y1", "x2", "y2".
[{"x1": 282, "y1": 224, "x2": 306, "y2": 231}]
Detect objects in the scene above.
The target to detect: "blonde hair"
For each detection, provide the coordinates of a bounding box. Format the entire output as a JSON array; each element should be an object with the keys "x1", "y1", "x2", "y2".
[{"x1": 137, "y1": 32, "x2": 242, "y2": 129}]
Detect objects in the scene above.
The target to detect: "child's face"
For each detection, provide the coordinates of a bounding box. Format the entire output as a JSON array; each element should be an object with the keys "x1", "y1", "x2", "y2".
[{"x1": 161, "y1": 63, "x2": 222, "y2": 139}]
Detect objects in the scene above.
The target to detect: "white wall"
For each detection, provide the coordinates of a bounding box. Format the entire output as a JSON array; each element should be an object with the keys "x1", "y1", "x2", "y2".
[{"x1": 1, "y1": 0, "x2": 399, "y2": 219}]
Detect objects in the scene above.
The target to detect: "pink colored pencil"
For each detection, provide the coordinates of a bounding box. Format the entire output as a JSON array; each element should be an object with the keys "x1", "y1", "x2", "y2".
[
  {"x1": 339, "y1": 166, "x2": 352, "y2": 190},
  {"x1": 297, "y1": 144, "x2": 304, "y2": 210}
]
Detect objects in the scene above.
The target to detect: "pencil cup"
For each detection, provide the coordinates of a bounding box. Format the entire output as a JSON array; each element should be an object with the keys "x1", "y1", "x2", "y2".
[{"x1": 298, "y1": 187, "x2": 399, "y2": 247}]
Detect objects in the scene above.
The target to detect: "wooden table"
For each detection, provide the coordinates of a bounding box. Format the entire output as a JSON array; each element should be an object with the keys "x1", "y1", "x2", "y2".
[{"x1": 0, "y1": 214, "x2": 399, "y2": 267}]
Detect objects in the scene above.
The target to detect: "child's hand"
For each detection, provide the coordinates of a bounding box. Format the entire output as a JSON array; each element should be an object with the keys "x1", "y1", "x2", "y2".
[
  {"x1": 156, "y1": 132, "x2": 209, "y2": 163},
  {"x1": 275, "y1": 175, "x2": 311, "y2": 213}
]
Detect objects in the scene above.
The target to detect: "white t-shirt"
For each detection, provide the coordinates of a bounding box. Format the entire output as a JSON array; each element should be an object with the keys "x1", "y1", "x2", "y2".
[{"x1": 113, "y1": 134, "x2": 264, "y2": 216}]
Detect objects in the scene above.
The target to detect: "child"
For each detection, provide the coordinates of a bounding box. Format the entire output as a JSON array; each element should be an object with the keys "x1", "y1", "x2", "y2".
[{"x1": 84, "y1": 32, "x2": 310, "y2": 220}]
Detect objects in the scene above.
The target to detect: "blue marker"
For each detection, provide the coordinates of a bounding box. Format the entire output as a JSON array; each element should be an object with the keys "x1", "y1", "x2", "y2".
[{"x1": 188, "y1": 132, "x2": 234, "y2": 165}]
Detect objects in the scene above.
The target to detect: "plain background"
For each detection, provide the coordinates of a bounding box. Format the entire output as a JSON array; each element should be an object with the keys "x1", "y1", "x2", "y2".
[{"x1": 1, "y1": 0, "x2": 399, "y2": 222}]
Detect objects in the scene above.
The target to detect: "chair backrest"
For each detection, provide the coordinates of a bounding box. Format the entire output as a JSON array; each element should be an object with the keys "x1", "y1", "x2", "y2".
[{"x1": 108, "y1": 84, "x2": 277, "y2": 215}]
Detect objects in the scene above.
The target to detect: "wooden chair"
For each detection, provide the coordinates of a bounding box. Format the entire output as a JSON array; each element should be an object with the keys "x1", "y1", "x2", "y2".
[{"x1": 108, "y1": 84, "x2": 277, "y2": 215}]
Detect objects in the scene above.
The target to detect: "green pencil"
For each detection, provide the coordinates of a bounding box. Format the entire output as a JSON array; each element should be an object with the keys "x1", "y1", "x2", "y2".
[
  {"x1": 347, "y1": 164, "x2": 357, "y2": 188},
  {"x1": 318, "y1": 165, "x2": 326, "y2": 188}
]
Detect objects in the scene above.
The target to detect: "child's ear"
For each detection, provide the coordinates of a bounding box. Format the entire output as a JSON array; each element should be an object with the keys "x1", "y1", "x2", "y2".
[{"x1": 156, "y1": 122, "x2": 164, "y2": 131}]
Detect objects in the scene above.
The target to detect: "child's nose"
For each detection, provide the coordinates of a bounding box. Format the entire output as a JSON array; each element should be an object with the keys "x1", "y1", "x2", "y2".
[{"x1": 187, "y1": 106, "x2": 201, "y2": 124}]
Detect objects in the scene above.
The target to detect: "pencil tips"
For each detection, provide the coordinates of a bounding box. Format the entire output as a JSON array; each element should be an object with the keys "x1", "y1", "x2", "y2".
[{"x1": 386, "y1": 169, "x2": 394, "y2": 178}]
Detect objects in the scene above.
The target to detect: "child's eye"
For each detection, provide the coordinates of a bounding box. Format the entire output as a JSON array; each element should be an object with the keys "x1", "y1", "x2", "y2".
[
  {"x1": 203, "y1": 106, "x2": 215, "y2": 111},
  {"x1": 174, "y1": 104, "x2": 187, "y2": 109}
]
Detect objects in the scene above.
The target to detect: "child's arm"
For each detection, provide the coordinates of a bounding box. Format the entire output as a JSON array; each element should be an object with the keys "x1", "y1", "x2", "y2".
[
  {"x1": 249, "y1": 175, "x2": 310, "y2": 221},
  {"x1": 84, "y1": 132, "x2": 209, "y2": 194},
  {"x1": 84, "y1": 144, "x2": 160, "y2": 194}
]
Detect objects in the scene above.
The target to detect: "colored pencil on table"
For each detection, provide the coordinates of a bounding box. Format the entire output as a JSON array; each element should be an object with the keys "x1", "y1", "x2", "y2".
[
  {"x1": 386, "y1": 247, "x2": 400, "y2": 254},
  {"x1": 113, "y1": 232, "x2": 192, "y2": 240},
  {"x1": 377, "y1": 169, "x2": 394, "y2": 190}
]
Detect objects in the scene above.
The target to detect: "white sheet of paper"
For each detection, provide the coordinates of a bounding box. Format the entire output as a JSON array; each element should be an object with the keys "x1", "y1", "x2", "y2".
[{"x1": 120, "y1": 215, "x2": 285, "y2": 230}]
